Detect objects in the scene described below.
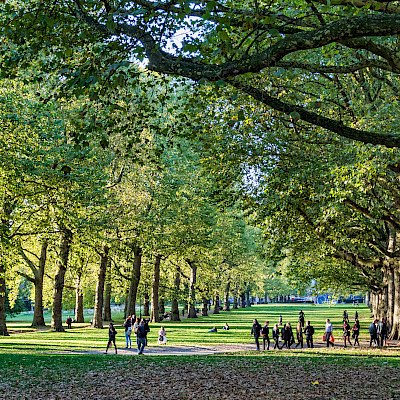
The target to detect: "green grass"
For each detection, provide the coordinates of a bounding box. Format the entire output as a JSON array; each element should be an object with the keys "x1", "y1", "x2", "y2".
[{"x1": 0, "y1": 303, "x2": 378, "y2": 353}]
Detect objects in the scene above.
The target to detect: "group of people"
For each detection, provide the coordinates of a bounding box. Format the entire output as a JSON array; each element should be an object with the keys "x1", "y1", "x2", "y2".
[
  {"x1": 251, "y1": 314, "x2": 315, "y2": 351},
  {"x1": 368, "y1": 318, "x2": 389, "y2": 347},
  {"x1": 105, "y1": 316, "x2": 168, "y2": 355}
]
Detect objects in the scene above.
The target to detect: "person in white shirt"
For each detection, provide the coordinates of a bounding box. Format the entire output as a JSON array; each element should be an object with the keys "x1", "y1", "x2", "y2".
[
  {"x1": 158, "y1": 326, "x2": 167, "y2": 344},
  {"x1": 325, "y1": 318, "x2": 334, "y2": 347}
]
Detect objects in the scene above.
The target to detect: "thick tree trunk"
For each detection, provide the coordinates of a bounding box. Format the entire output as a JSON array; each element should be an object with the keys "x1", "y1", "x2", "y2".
[
  {"x1": 143, "y1": 292, "x2": 150, "y2": 317},
  {"x1": 246, "y1": 289, "x2": 251, "y2": 307},
  {"x1": 182, "y1": 282, "x2": 189, "y2": 314},
  {"x1": 390, "y1": 268, "x2": 400, "y2": 339},
  {"x1": 187, "y1": 261, "x2": 197, "y2": 318},
  {"x1": 0, "y1": 262, "x2": 8, "y2": 336},
  {"x1": 213, "y1": 294, "x2": 220, "y2": 314},
  {"x1": 201, "y1": 296, "x2": 208, "y2": 316},
  {"x1": 51, "y1": 227, "x2": 72, "y2": 332},
  {"x1": 240, "y1": 292, "x2": 246, "y2": 308},
  {"x1": 170, "y1": 271, "x2": 181, "y2": 321},
  {"x1": 223, "y1": 281, "x2": 231, "y2": 311},
  {"x1": 150, "y1": 255, "x2": 161, "y2": 323},
  {"x1": 31, "y1": 240, "x2": 47, "y2": 328},
  {"x1": 387, "y1": 267, "x2": 395, "y2": 328},
  {"x1": 103, "y1": 263, "x2": 112, "y2": 322},
  {"x1": 127, "y1": 246, "x2": 142, "y2": 317},
  {"x1": 93, "y1": 245, "x2": 109, "y2": 329}
]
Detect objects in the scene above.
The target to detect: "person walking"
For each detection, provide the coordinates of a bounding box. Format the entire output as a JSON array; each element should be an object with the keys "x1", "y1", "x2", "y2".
[
  {"x1": 304, "y1": 320, "x2": 314, "y2": 348},
  {"x1": 325, "y1": 318, "x2": 334, "y2": 347},
  {"x1": 105, "y1": 323, "x2": 117, "y2": 354},
  {"x1": 136, "y1": 320, "x2": 147, "y2": 355},
  {"x1": 261, "y1": 321, "x2": 270, "y2": 350},
  {"x1": 124, "y1": 316, "x2": 132, "y2": 348},
  {"x1": 377, "y1": 318, "x2": 388, "y2": 346},
  {"x1": 144, "y1": 318, "x2": 151, "y2": 346},
  {"x1": 66, "y1": 316, "x2": 72, "y2": 329},
  {"x1": 299, "y1": 310, "x2": 305, "y2": 328},
  {"x1": 353, "y1": 319, "x2": 360, "y2": 346},
  {"x1": 343, "y1": 320, "x2": 352, "y2": 347},
  {"x1": 251, "y1": 319, "x2": 262, "y2": 351},
  {"x1": 343, "y1": 310, "x2": 349, "y2": 323},
  {"x1": 295, "y1": 321, "x2": 304, "y2": 348},
  {"x1": 287, "y1": 322, "x2": 295, "y2": 347},
  {"x1": 272, "y1": 323, "x2": 280, "y2": 349},
  {"x1": 369, "y1": 319, "x2": 378, "y2": 347},
  {"x1": 279, "y1": 315, "x2": 283, "y2": 326}
]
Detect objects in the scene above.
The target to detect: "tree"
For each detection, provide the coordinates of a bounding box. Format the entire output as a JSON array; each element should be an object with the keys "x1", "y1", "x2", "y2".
[{"x1": 3, "y1": 1, "x2": 400, "y2": 148}]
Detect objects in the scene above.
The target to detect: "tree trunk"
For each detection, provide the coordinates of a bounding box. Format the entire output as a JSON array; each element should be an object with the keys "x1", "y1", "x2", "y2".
[
  {"x1": 75, "y1": 286, "x2": 84, "y2": 323},
  {"x1": 233, "y1": 296, "x2": 238, "y2": 309},
  {"x1": 31, "y1": 240, "x2": 47, "y2": 328},
  {"x1": 390, "y1": 268, "x2": 400, "y2": 339},
  {"x1": 0, "y1": 262, "x2": 8, "y2": 336},
  {"x1": 51, "y1": 227, "x2": 72, "y2": 332},
  {"x1": 246, "y1": 288, "x2": 251, "y2": 307},
  {"x1": 213, "y1": 294, "x2": 220, "y2": 314},
  {"x1": 93, "y1": 245, "x2": 109, "y2": 329},
  {"x1": 127, "y1": 246, "x2": 142, "y2": 317},
  {"x1": 187, "y1": 261, "x2": 197, "y2": 318},
  {"x1": 103, "y1": 262, "x2": 112, "y2": 322},
  {"x1": 223, "y1": 281, "x2": 231, "y2": 311},
  {"x1": 150, "y1": 255, "x2": 161, "y2": 323},
  {"x1": 201, "y1": 296, "x2": 208, "y2": 316},
  {"x1": 170, "y1": 270, "x2": 181, "y2": 321},
  {"x1": 387, "y1": 267, "x2": 395, "y2": 328},
  {"x1": 143, "y1": 292, "x2": 150, "y2": 317},
  {"x1": 240, "y1": 292, "x2": 246, "y2": 308}
]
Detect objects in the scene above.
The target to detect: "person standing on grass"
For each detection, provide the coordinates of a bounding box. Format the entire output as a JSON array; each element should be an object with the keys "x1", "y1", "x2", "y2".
[
  {"x1": 343, "y1": 320, "x2": 352, "y2": 347},
  {"x1": 251, "y1": 319, "x2": 262, "y2": 351},
  {"x1": 369, "y1": 319, "x2": 378, "y2": 347},
  {"x1": 304, "y1": 321, "x2": 314, "y2": 348},
  {"x1": 379, "y1": 318, "x2": 388, "y2": 346},
  {"x1": 353, "y1": 319, "x2": 360, "y2": 346},
  {"x1": 137, "y1": 320, "x2": 147, "y2": 355},
  {"x1": 325, "y1": 318, "x2": 333, "y2": 347},
  {"x1": 261, "y1": 321, "x2": 270, "y2": 350},
  {"x1": 66, "y1": 316, "x2": 72, "y2": 329},
  {"x1": 287, "y1": 322, "x2": 295, "y2": 347},
  {"x1": 299, "y1": 310, "x2": 305, "y2": 328},
  {"x1": 124, "y1": 316, "x2": 132, "y2": 348},
  {"x1": 105, "y1": 323, "x2": 117, "y2": 354},
  {"x1": 272, "y1": 324, "x2": 280, "y2": 349},
  {"x1": 295, "y1": 321, "x2": 303, "y2": 348},
  {"x1": 280, "y1": 323, "x2": 292, "y2": 349}
]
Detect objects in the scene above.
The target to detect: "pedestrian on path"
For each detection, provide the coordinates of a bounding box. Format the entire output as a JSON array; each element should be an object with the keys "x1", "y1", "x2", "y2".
[
  {"x1": 261, "y1": 321, "x2": 270, "y2": 350},
  {"x1": 304, "y1": 321, "x2": 314, "y2": 348},
  {"x1": 343, "y1": 320, "x2": 352, "y2": 347},
  {"x1": 352, "y1": 319, "x2": 360, "y2": 346},
  {"x1": 295, "y1": 321, "x2": 303, "y2": 348},
  {"x1": 325, "y1": 319, "x2": 334, "y2": 347},
  {"x1": 124, "y1": 316, "x2": 132, "y2": 348},
  {"x1": 272, "y1": 324, "x2": 280, "y2": 349},
  {"x1": 299, "y1": 310, "x2": 305, "y2": 328},
  {"x1": 137, "y1": 320, "x2": 147, "y2": 355},
  {"x1": 251, "y1": 319, "x2": 262, "y2": 351},
  {"x1": 105, "y1": 323, "x2": 117, "y2": 354},
  {"x1": 369, "y1": 319, "x2": 378, "y2": 347}
]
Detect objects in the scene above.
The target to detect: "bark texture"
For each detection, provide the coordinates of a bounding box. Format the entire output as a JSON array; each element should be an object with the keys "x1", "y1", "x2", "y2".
[
  {"x1": 150, "y1": 255, "x2": 161, "y2": 323},
  {"x1": 51, "y1": 227, "x2": 73, "y2": 332},
  {"x1": 103, "y1": 263, "x2": 112, "y2": 322},
  {"x1": 127, "y1": 246, "x2": 142, "y2": 317},
  {"x1": 93, "y1": 245, "x2": 109, "y2": 329},
  {"x1": 170, "y1": 270, "x2": 181, "y2": 321},
  {"x1": 187, "y1": 261, "x2": 197, "y2": 318}
]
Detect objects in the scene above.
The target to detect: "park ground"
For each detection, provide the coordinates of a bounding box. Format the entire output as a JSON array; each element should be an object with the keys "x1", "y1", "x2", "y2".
[{"x1": 1, "y1": 304, "x2": 400, "y2": 399}]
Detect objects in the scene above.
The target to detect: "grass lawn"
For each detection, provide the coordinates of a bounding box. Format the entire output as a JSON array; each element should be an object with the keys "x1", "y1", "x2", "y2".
[{"x1": 0, "y1": 303, "x2": 376, "y2": 352}]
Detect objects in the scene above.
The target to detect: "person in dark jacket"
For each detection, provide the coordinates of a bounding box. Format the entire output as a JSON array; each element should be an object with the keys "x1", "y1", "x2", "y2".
[
  {"x1": 105, "y1": 323, "x2": 117, "y2": 354},
  {"x1": 343, "y1": 320, "x2": 352, "y2": 347},
  {"x1": 377, "y1": 318, "x2": 388, "y2": 346},
  {"x1": 304, "y1": 321, "x2": 314, "y2": 348},
  {"x1": 280, "y1": 323, "x2": 293, "y2": 349},
  {"x1": 251, "y1": 319, "x2": 262, "y2": 351},
  {"x1": 66, "y1": 316, "x2": 72, "y2": 329},
  {"x1": 272, "y1": 323, "x2": 280, "y2": 349},
  {"x1": 299, "y1": 310, "x2": 305, "y2": 328},
  {"x1": 369, "y1": 319, "x2": 378, "y2": 347},
  {"x1": 287, "y1": 322, "x2": 295, "y2": 347},
  {"x1": 261, "y1": 321, "x2": 270, "y2": 350},
  {"x1": 137, "y1": 320, "x2": 147, "y2": 355},
  {"x1": 353, "y1": 319, "x2": 360, "y2": 346}
]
